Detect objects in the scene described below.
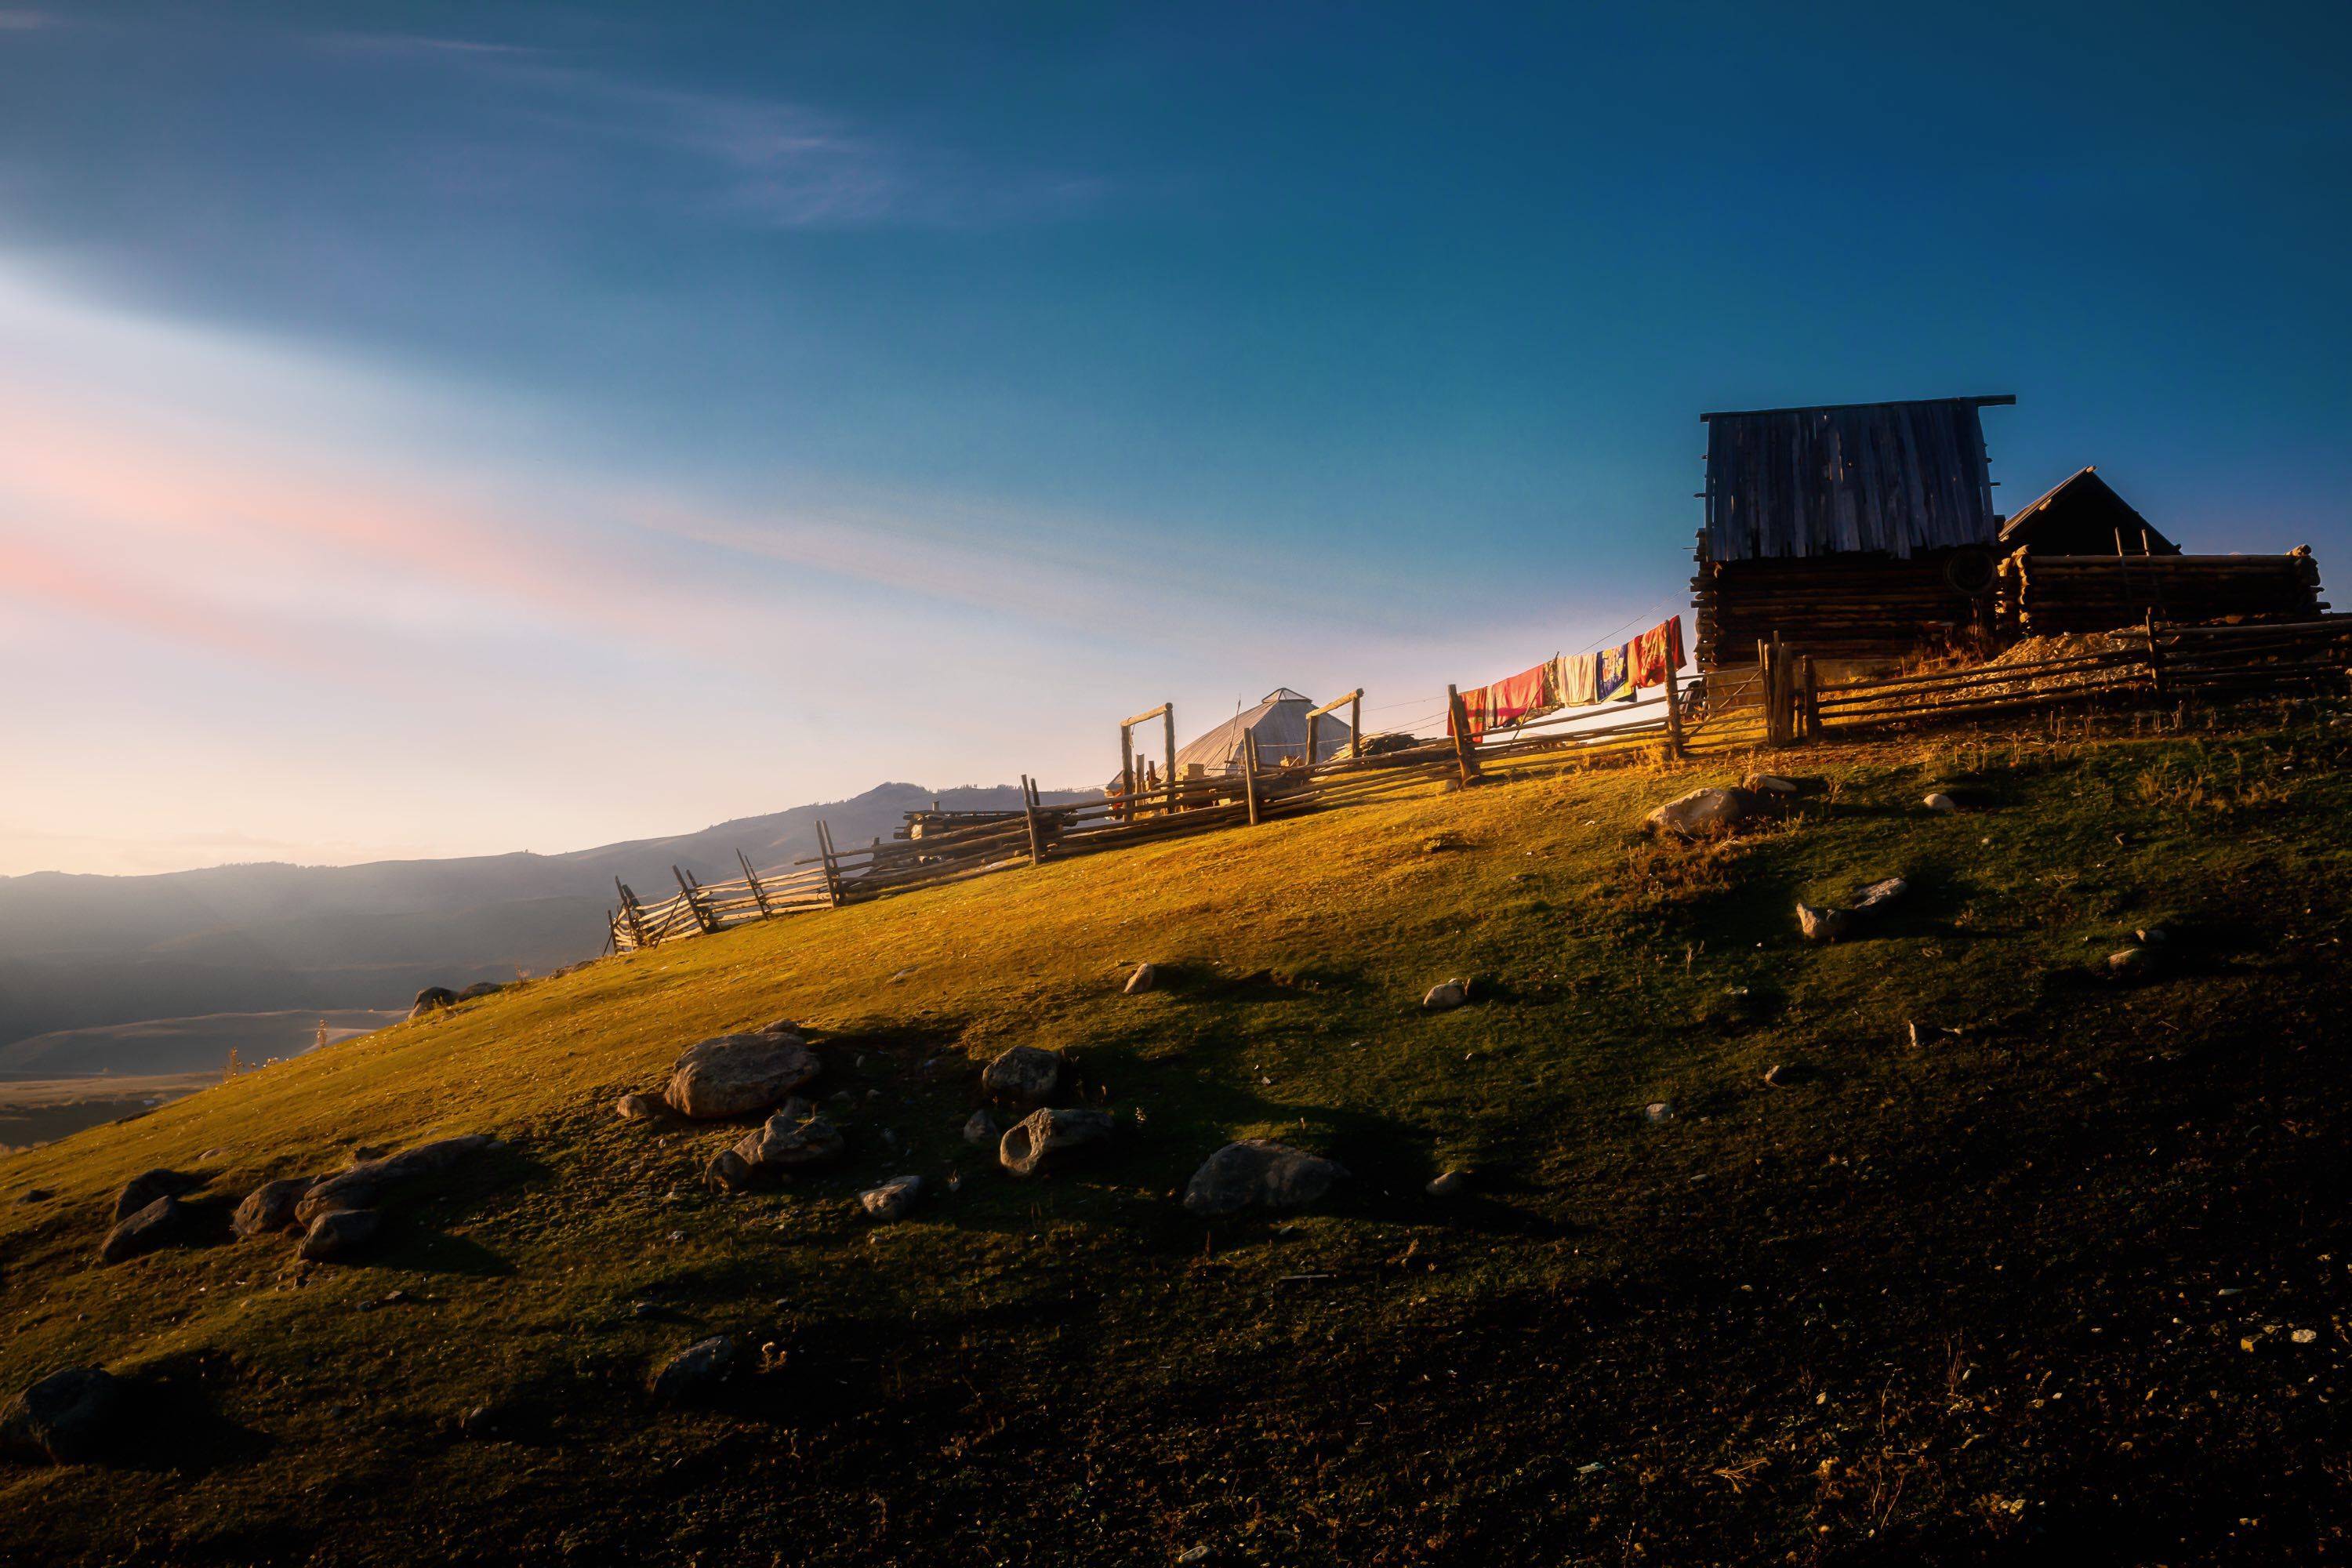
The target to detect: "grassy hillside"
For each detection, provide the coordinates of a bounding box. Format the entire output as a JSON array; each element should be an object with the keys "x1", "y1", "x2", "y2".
[{"x1": 2, "y1": 713, "x2": 2349, "y2": 1565}]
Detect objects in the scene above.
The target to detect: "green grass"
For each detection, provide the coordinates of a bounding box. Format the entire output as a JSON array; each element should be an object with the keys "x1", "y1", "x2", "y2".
[{"x1": 5, "y1": 710, "x2": 2351, "y2": 1565}]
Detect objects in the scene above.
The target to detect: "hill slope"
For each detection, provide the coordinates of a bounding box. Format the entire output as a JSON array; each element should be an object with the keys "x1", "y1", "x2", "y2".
[
  {"x1": 2, "y1": 717, "x2": 2349, "y2": 1565},
  {"x1": 0, "y1": 782, "x2": 1087, "y2": 1050}
]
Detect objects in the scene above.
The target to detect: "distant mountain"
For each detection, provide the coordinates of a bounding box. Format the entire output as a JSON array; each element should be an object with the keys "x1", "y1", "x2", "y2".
[{"x1": 0, "y1": 782, "x2": 1087, "y2": 1050}]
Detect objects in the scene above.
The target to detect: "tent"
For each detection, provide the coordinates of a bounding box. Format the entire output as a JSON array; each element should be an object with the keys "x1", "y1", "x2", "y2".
[{"x1": 1109, "y1": 689, "x2": 1354, "y2": 789}]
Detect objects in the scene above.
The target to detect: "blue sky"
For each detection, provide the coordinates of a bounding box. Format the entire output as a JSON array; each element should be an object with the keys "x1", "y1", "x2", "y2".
[{"x1": 2, "y1": 2, "x2": 2346, "y2": 873}]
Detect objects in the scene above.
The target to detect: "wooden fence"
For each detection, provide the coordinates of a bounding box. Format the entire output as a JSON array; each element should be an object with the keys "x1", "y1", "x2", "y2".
[{"x1": 606, "y1": 613, "x2": 2351, "y2": 953}]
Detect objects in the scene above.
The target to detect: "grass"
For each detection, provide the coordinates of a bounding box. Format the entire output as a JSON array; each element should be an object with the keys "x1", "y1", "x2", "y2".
[{"x1": 4, "y1": 707, "x2": 2352, "y2": 1564}]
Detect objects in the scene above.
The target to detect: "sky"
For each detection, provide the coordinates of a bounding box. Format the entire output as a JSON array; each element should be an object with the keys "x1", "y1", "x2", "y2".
[{"x1": 2, "y1": 2, "x2": 2347, "y2": 877}]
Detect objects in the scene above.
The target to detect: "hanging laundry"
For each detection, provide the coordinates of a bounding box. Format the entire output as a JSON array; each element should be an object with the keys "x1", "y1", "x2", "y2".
[
  {"x1": 1554, "y1": 651, "x2": 1599, "y2": 707},
  {"x1": 1631, "y1": 615, "x2": 1684, "y2": 689},
  {"x1": 1446, "y1": 684, "x2": 1491, "y2": 742},
  {"x1": 1486, "y1": 662, "x2": 1555, "y2": 729},
  {"x1": 1595, "y1": 643, "x2": 1632, "y2": 702}
]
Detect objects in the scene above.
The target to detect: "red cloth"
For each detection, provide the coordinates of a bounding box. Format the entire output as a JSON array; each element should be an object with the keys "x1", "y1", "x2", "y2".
[
  {"x1": 1486, "y1": 662, "x2": 1552, "y2": 728},
  {"x1": 1630, "y1": 615, "x2": 1686, "y2": 689},
  {"x1": 1447, "y1": 685, "x2": 1490, "y2": 742}
]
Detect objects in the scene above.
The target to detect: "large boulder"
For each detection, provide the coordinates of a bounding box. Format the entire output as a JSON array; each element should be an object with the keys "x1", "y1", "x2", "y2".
[
  {"x1": 98, "y1": 1196, "x2": 188, "y2": 1265},
  {"x1": 298, "y1": 1209, "x2": 383, "y2": 1262},
  {"x1": 1181, "y1": 1141, "x2": 1349, "y2": 1218},
  {"x1": 295, "y1": 1134, "x2": 503, "y2": 1226},
  {"x1": 408, "y1": 987, "x2": 459, "y2": 1021},
  {"x1": 232, "y1": 1177, "x2": 315, "y2": 1239},
  {"x1": 733, "y1": 1102, "x2": 844, "y2": 1170},
  {"x1": 648, "y1": 1336, "x2": 738, "y2": 1404},
  {"x1": 0, "y1": 1367, "x2": 127, "y2": 1464},
  {"x1": 998, "y1": 1108, "x2": 1116, "y2": 1178},
  {"x1": 1642, "y1": 786, "x2": 1766, "y2": 839},
  {"x1": 457, "y1": 982, "x2": 504, "y2": 1000},
  {"x1": 112, "y1": 1168, "x2": 200, "y2": 1223},
  {"x1": 663, "y1": 1033, "x2": 821, "y2": 1120},
  {"x1": 980, "y1": 1045, "x2": 1062, "y2": 1105}
]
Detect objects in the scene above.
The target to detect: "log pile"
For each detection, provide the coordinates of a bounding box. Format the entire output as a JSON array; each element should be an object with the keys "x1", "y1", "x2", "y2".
[
  {"x1": 2001, "y1": 552, "x2": 2323, "y2": 635},
  {"x1": 1693, "y1": 535, "x2": 1992, "y2": 670}
]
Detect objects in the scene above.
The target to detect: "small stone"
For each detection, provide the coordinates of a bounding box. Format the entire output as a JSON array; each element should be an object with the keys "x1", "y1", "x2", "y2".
[
  {"x1": 1422, "y1": 832, "x2": 1469, "y2": 853},
  {"x1": 2108, "y1": 947, "x2": 2157, "y2": 981},
  {"x1": 1849, "y1": 877, "x2": 1908, "y2": 913},
  {"x1": 999, "y1": 1108, "x2": 1116, "y2": 1178},
  {"x1": 754, "y1": 1017, "x2": 800, "y2": 1036},
  {"x1": 1181, "y1": 1141, "x2": 1348, "y2": 1218},
  {"x1": 2136, "y1": 926, "x2": 2169, "y2": 945},
  {"x1": 1645, "y1": 1102, "x2": 1673, "y2": 1123},
  {"x1": 1421, "y1": 979, "x2": 1468, "y2": 1012},
  {"x1": 703, "y1": 1148, "x2": 757, "y2": 1194},
  {"x1": 232, "y1": 1177, "x2": 315, "y2": 1238},
  {"x1": 408, "y1": 986, "x2": 459, "y2": 1020},
  {"x1": 1425, "y1": 1170, "x2": 1470, "y2": 1199},
  {"x1": 735, "y1": 1102, "x2": 843, "y2": 1169},
  {"x1": 1795, "y1": 902, "x2": 1850, "y2": 944},
  {"x1": 648, "y1": 1336, "x2": 738, "y2": 1404},
  {"x1": 614, "y1": 1092, "x2": 670, "y2": 1123},
  {"x1": 0, "y1": 1367, "x2": 127, "y2": 1465},
  {"x1": 1762, "y1": 1064, "x2": 1784, "y2": 1087},
  {"x1": 1923, "y1": 792, "x2": 1960, "y2": 813},
  {"x1": 980, "y1": 1044, "x2": 1063, "y2": 1104},
  {"x1": 962, "y1": 1109, "x2": 1002, "y2": 1145},
  {"x1": 1643, "y1": 786, "x2": 1765, "y2": 839},
  {"x1": 1123, "y1": 963, "x2": 1158, "y2": 995},
  {"x1": 860, "y1": 1175, "x2": 923, "y2": 1221},
  {"x1": 98, "y1": 1195, "x2": 187, "y2": 1265},
  {"x1": 2292, "y1": 1328, "x2": 2318, "y2": 1345},
  {"x1": 1742, "y1": 774, "x2": 1802, "y2": 796},
  {"x1": 1176, "y1": 1548, "x2": 1212, "y2": 1566},
  {"x1": 299, "y1": 1208, "x2": 383, "y2": 1262},
  {"x1": 112, "y1": 1167, "x2": 200, "y2": 1223}
]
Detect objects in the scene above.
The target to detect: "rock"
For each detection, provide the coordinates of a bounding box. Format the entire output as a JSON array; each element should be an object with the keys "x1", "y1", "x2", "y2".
[
  {"x1": 1923, "y1": 792, "x2": 1960, "y2": 813},
  {"x1": 408, "y1": 986, "x2": 459, "y2": 1020},
  {"x1": 1181, "y1": 1141, "x2": 1348, "y2": 1218},
  {"x1": 1645, "y1": 1102, "x2": 1673, "y2": 1123},
  {"x1": 1123, "y1": 963, "x2": 1159, "y2": 995},
  {"x1": 614, "y1": 1092, "x2": 670, "y2": 1123},
  {"x1": 1422, "y1": 832, "x2": 1469, "y2": 853},
  {"x1": 2136, "y1": 926, "x2": 2169, "y2": 946},
  {"x1": 1421, "y1": 980, "x2": 1468, "y2": 1012},
  {"x1": 860, "y1": 1175, "x2": 923, "y2": 1221},
  {"x1": 998, "y1": 1108, "x2": 1116, "y2": 1178},
  {"x1": 98, "y1": 1195, "x2": 187, "y2": 1265},
  {"x1": 1795, "y1": 902, "x2": 1851, "y2": 944},
  {"x1": 232, "y1": 1177, "x2": 315, "y2": 1238},
  {"x1": 1849, "y1": 877, "x2": 1908, "y2": 913},
  {"x1": 1425, "y1": 1170, "x2": 1471, "y2": 1199},
  {"x1": 112, "y1": 1167, "x2": 201, "y2": 1223},
  {"x1": 1762, "y1": 1064, "x2": 1784, "y2": 1087},
  {"x1": 648, "y1": 1336, "x2": 738, "y2": 1404},
  {"x1": 734, "y1": 1103, "x2": 844, "y2": 1170},
  {"x1": 663, "y1": 1033, "x2": 821, "y2": 1120},
  {"x1": 1176, "y1": 1548, "x2": 1212, "y2": 1566},
  {"x1": 702, "y1": 1149, "x2": 757, "y2": 1194},
  {"x1": 0, "y1": 1367, "x2": 127, "y2": 1464},
  {"x1": 962, "y1": 1109, "x2": 1001, "y2": 1145},
  {"x1": 980, "y1": 1044, "x2": 1063, "y2": 1104},
  {"x1": 295, "y1": 1134, "x2": 504, "y2": 1225},
  {"x1": 753, "y1": 1017, "x2": 800, "y2": 1036},
  {"x1": 1642, "y1": 786, "x2": 1765, "y2": 839},
  {"x1": 299, "y1": 1208, "x2": 383, "y2": 1261},
  {"x1": 2108, "y1": 946, "x2": 2157, "y2": 981},
  {"x1": 1742, "y1": 774, "x2": 1802, "y2": 796},
  {"x1": 456, "y1": 981, "x2": 503, "y2": 1000}
]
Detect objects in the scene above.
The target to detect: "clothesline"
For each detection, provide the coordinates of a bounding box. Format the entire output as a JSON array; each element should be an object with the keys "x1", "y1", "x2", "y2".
[{"x1": 1447, "y1": 614, "x2": 1686, "y2": 742}]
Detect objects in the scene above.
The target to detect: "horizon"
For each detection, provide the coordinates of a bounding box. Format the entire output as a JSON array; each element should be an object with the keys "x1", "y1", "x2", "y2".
[{"x1": 6, "y1": 2, "x2": 2349, "y2": 876}]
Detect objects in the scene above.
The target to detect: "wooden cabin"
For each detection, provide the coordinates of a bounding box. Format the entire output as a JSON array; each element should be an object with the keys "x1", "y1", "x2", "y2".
[{"x1": 1692, "y1": 394, "x2": 2014, "y2": 702}]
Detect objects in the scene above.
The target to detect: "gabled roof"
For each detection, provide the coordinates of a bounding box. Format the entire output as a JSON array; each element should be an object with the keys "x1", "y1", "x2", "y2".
[
  {"x1": 1997, "y1": 466, "x2": 2178, "y2": 554},
  {"x1": 1702, "y1": 395, "x2": 2012, "y2": 562}
]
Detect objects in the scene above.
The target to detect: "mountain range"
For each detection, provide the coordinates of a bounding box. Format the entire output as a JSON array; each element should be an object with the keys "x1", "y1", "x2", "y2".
[{"x1": 0, "y1": 782, "x2": 1083, "y2": 1051}]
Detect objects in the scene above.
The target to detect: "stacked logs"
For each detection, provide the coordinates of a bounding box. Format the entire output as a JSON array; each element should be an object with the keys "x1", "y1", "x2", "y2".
[
  {"x1": 2003, "y1": 551, "x2": 2322, "y2": 635},
  {"x1": 1693, "y1": 542, "x2": 1991, "y2": 670}
]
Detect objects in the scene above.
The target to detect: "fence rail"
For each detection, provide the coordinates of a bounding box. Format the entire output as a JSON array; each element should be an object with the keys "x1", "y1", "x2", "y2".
[{"x1": 606, "y1": 612, "x2": 2352, "y2": 953}]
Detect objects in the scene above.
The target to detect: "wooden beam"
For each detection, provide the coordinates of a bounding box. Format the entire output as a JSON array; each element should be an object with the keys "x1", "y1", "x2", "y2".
[
  {"x1": 1020, "y1": 775, "x2": 1045, "y2": 866},
  {"x1": 1163, "y1": 702, "x2": 1177, "y2": 815},
  {"x1": 738, "y1": 850, "x2": 774, "y2": 919}
]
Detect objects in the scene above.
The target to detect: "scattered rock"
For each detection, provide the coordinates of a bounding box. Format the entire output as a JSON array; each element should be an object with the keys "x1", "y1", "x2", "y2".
[
  {"x1": 408, "y1": 986, "x2": 459, "y2": 1020},
  {"x1": 2108, "y1": 946, "x2": 2158, "y2": 982},
  {"x1": 1851, "y1": 877, "x2": 1908, "y2": 913},
  {"x1": 614, "y1": 1092, "x2": 670, "y2": 1123},
  {"x1": 702, "y1": 1148, "x2": 757, "y2": 1194},
  {"x1": 1795, "y1": 902, "x2": 1851, "y2": 944},
  {"x1": 1421, "y1": 979, "x2": 1468, "y2": 1012},
  {"x1": 0, "y1": 1367, "x2": 127, "y2": 1464},
  {"x1": 999, "y1": 1108, "x2": 1116, "y2": 1178},
  {"x1": 980, "y1": 1044, "x2": 1063, "y2": 1104},
  {"x1": 98, "y1": 1195, "x2": 187, "y2": 1265},
  {"x1": 1923, "y1": 792, "x2": 1960, "y2": 813},
  {"x1": 962, "y1": 1109, "x2": 1001, "y2": 1145},
  {"x1": 1181, "y1": 1141, "x2": 1348, "y2": 1218},
  {"x1": 299, "y1": 1208, "x2": 383, "y2": 1262},
  {"x1": 1645, "y1": 1102, "x2": 1673, "y2": 1123},
  {"x1": 2136, "y1": 926, "x2": 2169, "y2": 946},
  {"x1": 295, "y1": 1134, "x2": 504, "y2": 1225},
  {"x1": 1123, "y1": 962, "x2": 1159, "y2": 995},
  {"x1": 456, "y1": 981, "x2": 504, "y2": 1000},
  {"x1": 1642, "y1": 786, "x2": 1766, "y2": 839},
  {"x1": 1422, "y1": 831, "x2": 1470, "y2": 853},
  {"x1": 1762, "y1": 1064, "x2": 1784, "y2": 1087},
  {"x1": 754, "y1": 1017, "x2": 800, "y2": 1036},
  {"x1": 648, "y1": 1336, "x2": 738, "y2": 1404},
  {"x1": 232, "y1": 1177, "x2": 315, "y2": 1239},
  {"x1": 663, "y1": 1033, "x2": 821, "y2": 1120},
  {"x1": 1176, "y1": 1548, "x2": 1213, "y2": 1566},
  {"x1": 111, "y1": 1168, "x2": 201, "y2": 1224},
  {"x1": 860, "y1": 1175, "x2": 923, "y2": 1221},
  {"x1": 734, "y1": 1103, "x2": 844, "y2": 1170},
  {"x1": 1425, "y1": 1170, "x2": 1471, "y2": 1199},
  {"x1": 1741, "y1": 774, "x2": 1804, "y2": 797}
]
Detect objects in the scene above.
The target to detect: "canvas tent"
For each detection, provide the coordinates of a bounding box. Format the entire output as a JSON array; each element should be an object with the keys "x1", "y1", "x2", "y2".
[{"x1": 1107, "y1": 689, "x2": 1353, "y2": 789}]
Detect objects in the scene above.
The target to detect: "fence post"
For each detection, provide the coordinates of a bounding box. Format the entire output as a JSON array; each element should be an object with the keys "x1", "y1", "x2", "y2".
[
  {"x1": 1350, "y1": 689, "x2": 1363, "y2": 759},
  {"x1": 1800, "y1": 655, "x2": 1820, "y2": 739},
  {"x1": 1662, "y1": 658, "x2": 1686, "y2": 759},
  {"x1": 615, "y1": 877, "x2": 652, "y2": 950},
  {"x1": 1242, "y1": 731, "x2": 1261, "y2": 826},
  {"x1": 1446, "y1": 684, "x2": 1483, "y2": 786},
  {"x1": 2143, "y1": 610, "x2": 2168, "y2": 702},
  {"x1": 1163, "y1": 703, "x2": 1178, "y2": 816},
  {"x1": 816, "y1": 822, "x2": 844, "y2": 909},
  {"x1": 738, "y1": 850, "x2": 775, "y2": 920},
  {"x1": 1020, "y1": 775, "x2": 1045, "y2": 866},
  {"x1": 673, "y1": 865, "x2": 717, "y2": 934}
]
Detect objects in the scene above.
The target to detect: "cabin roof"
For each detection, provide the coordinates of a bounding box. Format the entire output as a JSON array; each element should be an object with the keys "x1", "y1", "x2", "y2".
[
  {"x1": 1996, "y1": 466, "x2": 2178, "y2": 554},
  {"x1": 1702, "y1": 395, "x2": 2013, "y2": 563}
]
